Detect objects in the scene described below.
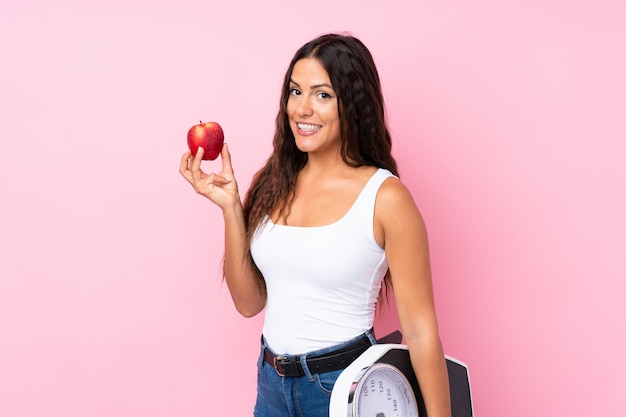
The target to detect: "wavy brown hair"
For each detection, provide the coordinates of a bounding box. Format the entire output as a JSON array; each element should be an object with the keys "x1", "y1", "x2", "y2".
[{"x1": 242, "y1": 33, "x2": 399, "y2": 304}]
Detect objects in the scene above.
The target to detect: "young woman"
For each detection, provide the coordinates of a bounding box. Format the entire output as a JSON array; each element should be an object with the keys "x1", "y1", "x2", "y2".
[{"x1": 180, "y1": 33, "x2": 451, "y2": 417}]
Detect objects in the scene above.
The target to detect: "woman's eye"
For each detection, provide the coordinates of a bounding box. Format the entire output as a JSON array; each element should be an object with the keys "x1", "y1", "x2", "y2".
[
  {"x1": 289, "y1": 88, "x2": 301, "y2": 96},
  {"x1": 317, "y1": 92, "x2": 333, "y2": 99}
]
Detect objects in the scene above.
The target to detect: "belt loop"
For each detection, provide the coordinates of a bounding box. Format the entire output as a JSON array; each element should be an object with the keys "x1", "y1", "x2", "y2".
[
  {"x1": 366, "y1": 327, "x2": 377, "y2": 345},
  {"x1": 257, "y1": 335, "x2": 268, "y2": 369},
  {"x1": 299, "y1": 354, "x2": 315, "y2": 381}
]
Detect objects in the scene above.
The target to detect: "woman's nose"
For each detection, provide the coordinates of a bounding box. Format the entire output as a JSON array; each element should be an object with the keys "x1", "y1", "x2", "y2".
[{"x1": 296, "y1": 97, "x2": 313, "y2": 117}]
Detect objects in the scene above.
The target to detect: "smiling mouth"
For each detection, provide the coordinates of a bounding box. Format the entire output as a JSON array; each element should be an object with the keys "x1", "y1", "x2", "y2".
[{"x1": 297, "y1": 123, "x2": 322, "y2": 132}]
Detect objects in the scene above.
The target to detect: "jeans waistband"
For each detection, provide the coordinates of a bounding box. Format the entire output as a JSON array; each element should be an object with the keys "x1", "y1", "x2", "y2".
[{"x1": 260, "y1": 329, "x2": 377, "y2": 377}]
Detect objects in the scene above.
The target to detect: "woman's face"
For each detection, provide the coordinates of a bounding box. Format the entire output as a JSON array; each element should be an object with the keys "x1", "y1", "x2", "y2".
[{"x1": 287, "y1": 58, "x2": 341, "y2": 155}]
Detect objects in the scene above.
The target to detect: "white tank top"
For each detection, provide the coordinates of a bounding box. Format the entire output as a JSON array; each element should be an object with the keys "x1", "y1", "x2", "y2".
[{"x1": 250, "y1": 168, "x2": 395, "y2": 354}]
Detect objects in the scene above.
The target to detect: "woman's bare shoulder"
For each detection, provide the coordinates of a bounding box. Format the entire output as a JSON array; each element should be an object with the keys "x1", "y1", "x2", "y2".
[{"x1": 377, "y1": 176, "x2": 418, "y2": 209}]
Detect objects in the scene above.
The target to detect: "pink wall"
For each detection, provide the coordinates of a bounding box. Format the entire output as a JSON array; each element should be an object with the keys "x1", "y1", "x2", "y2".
[{"x1": 1, "y1": 1, "x2": 625, "y2": 416}]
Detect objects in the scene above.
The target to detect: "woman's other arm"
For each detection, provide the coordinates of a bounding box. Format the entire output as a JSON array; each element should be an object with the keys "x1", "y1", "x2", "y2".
[{"x1": 375, "y1": 178, "x2": 451, "y2": 417}]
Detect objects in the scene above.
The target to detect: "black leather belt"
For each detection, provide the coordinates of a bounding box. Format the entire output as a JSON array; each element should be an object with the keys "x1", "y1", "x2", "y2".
[{"x1": 263, "y1": 339, "x2": 373, "y2": 377}]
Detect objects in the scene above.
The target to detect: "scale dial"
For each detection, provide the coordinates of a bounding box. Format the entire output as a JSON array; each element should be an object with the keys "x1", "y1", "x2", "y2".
[
  {"x1": 351, "y1": 363, "x2": 418, "y2": 417},
  {"x1": 329, "y1": 344, "x2": 426, "y2": 417},
  {"x1": 330, "y1": 343, "x2": 473, "y2": 417}
]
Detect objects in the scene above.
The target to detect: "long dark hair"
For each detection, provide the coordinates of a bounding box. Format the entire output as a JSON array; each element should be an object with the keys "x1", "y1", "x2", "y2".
[{"x1": 243, "y1": 34, "x2": 398, "y2": 297}]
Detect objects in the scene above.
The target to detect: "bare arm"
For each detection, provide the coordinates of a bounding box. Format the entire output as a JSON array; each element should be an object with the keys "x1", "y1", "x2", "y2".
[
  {"x1": 375, "y1": 178, "x2": 451, "y2": 417},
  {"x1": 179, "y1": 145, "x2": 266, "y2": 317}
]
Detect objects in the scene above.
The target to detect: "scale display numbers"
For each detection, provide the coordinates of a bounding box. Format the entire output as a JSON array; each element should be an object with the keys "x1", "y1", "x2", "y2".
[{"x1": 353, "y1": 363, "x2": 418, "y2": 417}]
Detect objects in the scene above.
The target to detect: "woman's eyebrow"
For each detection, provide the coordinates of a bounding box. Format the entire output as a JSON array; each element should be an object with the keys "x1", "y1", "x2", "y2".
[{"x1": 289, "y1": 79, "x2": 334, "y2": 90}]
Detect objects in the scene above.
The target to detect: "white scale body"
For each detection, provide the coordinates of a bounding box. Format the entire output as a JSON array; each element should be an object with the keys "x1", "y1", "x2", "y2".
[{"x1": 329, "y1": 344, "x2": 473, "y2": 417}]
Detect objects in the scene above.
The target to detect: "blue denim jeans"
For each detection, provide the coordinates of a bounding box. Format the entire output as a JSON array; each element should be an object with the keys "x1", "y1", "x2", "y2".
[{"x1": 253, "y1": 330, "x2": 377, "y2": 417}]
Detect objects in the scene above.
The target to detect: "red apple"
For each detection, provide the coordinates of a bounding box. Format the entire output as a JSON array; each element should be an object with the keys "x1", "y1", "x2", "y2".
[{"x1": 187, "y1": 121, "x2": 224, "y2": 161}]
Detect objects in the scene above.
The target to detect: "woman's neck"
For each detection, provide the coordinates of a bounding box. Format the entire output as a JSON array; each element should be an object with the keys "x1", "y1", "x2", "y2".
[{"x1": 301, "y1": 148, "x2": 356, "y2": 178}]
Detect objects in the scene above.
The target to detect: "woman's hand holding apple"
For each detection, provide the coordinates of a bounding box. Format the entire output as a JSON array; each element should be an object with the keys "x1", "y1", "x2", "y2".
[{"x1": 179, "y1": 143, "x2": 241, "y2": 211}]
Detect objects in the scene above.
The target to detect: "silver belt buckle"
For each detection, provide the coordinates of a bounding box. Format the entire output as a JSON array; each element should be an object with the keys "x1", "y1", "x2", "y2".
[{"x1": 273, "y1": 355, "x2": 288, "y2": 377}]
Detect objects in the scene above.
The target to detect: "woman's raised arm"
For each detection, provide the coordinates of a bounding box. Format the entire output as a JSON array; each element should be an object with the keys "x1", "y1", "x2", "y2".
[{"x1": 180, "y1": 144, "x2": 267, "y2": 317}]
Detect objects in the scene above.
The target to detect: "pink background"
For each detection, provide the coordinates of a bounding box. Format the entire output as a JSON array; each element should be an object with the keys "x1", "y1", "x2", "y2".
[{"x1": 1, "y1": 0, "x2": 625, "y2": 416}]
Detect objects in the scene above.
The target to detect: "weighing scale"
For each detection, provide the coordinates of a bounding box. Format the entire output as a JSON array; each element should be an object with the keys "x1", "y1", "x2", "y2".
[{"x1": 329, "y1": 344, "x2": 473, "y2": 417}]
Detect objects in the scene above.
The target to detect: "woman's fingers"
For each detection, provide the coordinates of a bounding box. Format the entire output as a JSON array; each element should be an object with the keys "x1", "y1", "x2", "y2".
[
  {"x1": 191, "y1": 147, "x2": 204, "y2": 169},
  {"x1": 179, "y1": 150, "x2": 193, "y2": 182},
  {"x1": 180, "y1": 146, "x2": 236, "y2": 206},
  {"x1": 220, "y1": 143, "x2": 234, "y2": 177},
  {"x1": 190, "y1": 147, "x2": 206, "y2": 185},
  {"x1": 207, "y1": 172, "x2": 232, "y2": 187}
]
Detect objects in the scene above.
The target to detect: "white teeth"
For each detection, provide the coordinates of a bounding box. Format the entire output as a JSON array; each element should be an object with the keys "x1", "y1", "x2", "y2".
[{"x1": 298, "y1": 123, "x2": 321, "y2": 131}]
